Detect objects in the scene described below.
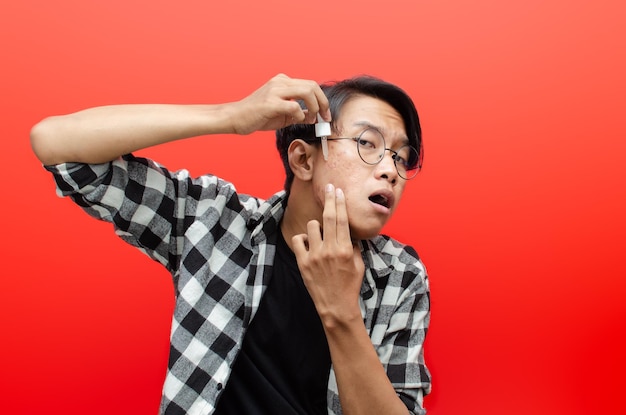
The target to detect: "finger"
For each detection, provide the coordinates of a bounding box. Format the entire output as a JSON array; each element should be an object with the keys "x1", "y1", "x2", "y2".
[
  {"x1": 272, "y1": 89, "x2": 315, "y2": 125},
  {"x1": 306, "y1": 219, "x2": 323, "y2": 250},
  {"x1": 313, "y1": 86, "x2": 331, "y2": 122},
  {"x1": 322, "y1": 183, "x2": 337, "y2": 244},
  {"x1": 291, "y1": 233, "x2": 309, "y2": 258},
  {"x1": 289, "y1": 78, "x2": 330, "y2": 121},
  {"x1": 300, "y1": 85, "x2": 330, "y2": 124},
  {"x1": 280, "y1": 79, "x2": 329, "y2": 124},
  {"x1": 260, "y1": 77, "x2": 329, "y2": 127},
  {"x1": 274, "y1": 99, "x2": 307, "y2": 124},
  {"x1": 335, "y1": 187, "x2": 351, "y2": 243}
]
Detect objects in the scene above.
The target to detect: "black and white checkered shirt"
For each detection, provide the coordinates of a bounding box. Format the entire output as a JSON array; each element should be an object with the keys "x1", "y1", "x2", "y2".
[{"x1": 46, "y1": 154, "x2": 431, "y2": 415}]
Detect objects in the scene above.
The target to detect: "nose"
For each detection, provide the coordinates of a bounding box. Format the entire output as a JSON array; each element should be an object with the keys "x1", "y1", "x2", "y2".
[{"x1": 376, "y1": 149, "x2": 399, "y2": 184}]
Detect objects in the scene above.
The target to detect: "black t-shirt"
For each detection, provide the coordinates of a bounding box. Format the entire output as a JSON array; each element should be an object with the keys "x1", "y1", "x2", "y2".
[{"x1": 214, "y1": 230, "x2": 331, "y2": 414}]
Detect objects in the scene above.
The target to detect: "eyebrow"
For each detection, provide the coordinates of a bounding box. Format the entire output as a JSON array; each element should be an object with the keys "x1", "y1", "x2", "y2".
[{"x1": 352, "y1": 121, "x2": 379, "y2": 131}]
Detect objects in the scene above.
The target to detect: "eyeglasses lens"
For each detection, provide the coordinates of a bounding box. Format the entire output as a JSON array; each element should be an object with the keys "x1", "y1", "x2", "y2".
[
  {"x1": 356, "y1": 129, "x2": 386, "y2": 165},
  {"x1": 356, "y1": 129, "x2": 419, "y2": 179}
]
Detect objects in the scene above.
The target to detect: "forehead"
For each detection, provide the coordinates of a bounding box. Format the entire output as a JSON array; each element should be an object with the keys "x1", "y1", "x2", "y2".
[{"x1": 335, "y1": 95, "x2": 407, "y2": 140}]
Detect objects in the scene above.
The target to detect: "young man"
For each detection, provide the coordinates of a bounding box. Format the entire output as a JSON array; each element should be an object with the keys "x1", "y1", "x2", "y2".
[{"x1": 31, "y1": 73, "x2": 431, "y2": 414}]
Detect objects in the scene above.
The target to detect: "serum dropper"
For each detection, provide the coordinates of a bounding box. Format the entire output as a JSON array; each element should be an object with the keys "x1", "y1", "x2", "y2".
[{"x1": 315, "y1": 113, "x2": 331, "y2": 161}]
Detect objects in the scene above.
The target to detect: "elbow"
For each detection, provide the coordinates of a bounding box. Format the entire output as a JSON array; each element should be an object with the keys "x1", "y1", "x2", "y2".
[{"x1": 30, "y1": 116, "x2": 65, "y2": 166}]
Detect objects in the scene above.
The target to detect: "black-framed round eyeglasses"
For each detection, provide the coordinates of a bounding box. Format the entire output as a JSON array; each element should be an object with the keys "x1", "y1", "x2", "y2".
[{"x1": 322, "y1": 128, "x2": 421, "y2": 180}]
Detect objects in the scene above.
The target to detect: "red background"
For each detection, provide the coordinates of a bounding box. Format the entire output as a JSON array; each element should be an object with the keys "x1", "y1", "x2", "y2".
[{"x1": 2, "y1": 1, "x2": 625, "y2": 414}]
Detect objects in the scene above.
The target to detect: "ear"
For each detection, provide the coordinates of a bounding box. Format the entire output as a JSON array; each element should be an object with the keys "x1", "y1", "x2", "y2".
[{"x1": 287, "y1": 139, "x2": 317, "y2": 182}]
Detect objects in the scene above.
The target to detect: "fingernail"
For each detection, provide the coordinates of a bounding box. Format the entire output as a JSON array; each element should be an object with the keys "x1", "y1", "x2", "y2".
[
  {"x1": 336, "y1": 188, "x2": 344, "y2": 199},
  {"x1": 326, "y1": 183, "x2": 334, "y2": 193}
]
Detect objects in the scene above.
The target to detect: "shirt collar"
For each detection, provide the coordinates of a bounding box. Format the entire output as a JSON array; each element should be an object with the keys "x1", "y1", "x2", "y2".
[{"x1": 246, "y1": 190, "x2": 288, "y2": 242}]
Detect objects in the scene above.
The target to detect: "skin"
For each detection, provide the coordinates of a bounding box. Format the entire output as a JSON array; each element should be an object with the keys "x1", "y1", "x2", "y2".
[
  {"x1": 281, "y1": 95, "x2": 409, "y2": 243},
  {"x1": 30, "y1": 74, "x2": 413, "y2": 414},
  {"x1": 283, "y1": 96, "x2": 411, "y2": 414}
]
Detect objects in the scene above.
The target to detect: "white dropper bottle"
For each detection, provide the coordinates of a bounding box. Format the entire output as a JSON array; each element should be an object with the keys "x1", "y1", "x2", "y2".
[{"x1": 315, "y1": 113, "x2": 331, "y2": 161}]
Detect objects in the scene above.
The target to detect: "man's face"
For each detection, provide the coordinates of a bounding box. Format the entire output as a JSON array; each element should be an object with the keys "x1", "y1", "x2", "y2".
[{"x1": 311, "y1": 95, "x2": 409, "y2": 240}]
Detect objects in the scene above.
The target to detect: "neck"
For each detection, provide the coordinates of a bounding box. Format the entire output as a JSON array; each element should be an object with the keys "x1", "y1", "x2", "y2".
[
  {"x1": 280, "y1": 182, "x2": 321, "y2": 252},
  {"x1": 280, "y1": 203, "x2": 307, "y2": 253}
]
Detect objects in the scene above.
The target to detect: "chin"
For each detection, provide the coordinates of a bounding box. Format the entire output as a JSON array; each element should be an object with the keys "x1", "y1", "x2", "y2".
[{"x1": 349, "y1": 226, "x2": 383, "y2": 242}]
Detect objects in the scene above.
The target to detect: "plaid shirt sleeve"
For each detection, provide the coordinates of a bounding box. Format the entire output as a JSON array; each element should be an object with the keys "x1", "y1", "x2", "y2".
[
  {"x1": 328, "y1": 236, "x2": 432, "y2": 415},
  {"x1": 44, "y1": 154, "x2": 244, "y2": 276}
]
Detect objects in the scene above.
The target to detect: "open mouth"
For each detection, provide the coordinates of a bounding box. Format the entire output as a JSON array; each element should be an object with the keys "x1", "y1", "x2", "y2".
[{"x1": 369, "y1": 194, "x2": 390, "y2": 209}]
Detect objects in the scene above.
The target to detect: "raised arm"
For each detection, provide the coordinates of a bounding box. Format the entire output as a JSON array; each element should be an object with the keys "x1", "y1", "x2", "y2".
[{"x1": 30, "y1": 74, "x2": 330, "y2": 165}]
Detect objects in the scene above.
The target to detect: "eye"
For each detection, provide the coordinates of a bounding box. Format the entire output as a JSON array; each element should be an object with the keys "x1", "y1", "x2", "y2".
[
  {"x1": 395, "y1": 145, "x2": 419, "y2": 170},
  {"x1": 357, "y1": 137, "x2": 376, "y2": 149},
  {"x1": 393, "y1": 153, "x2": 408, "y2": 167},
  {"x1": 356, "y1": 129, "x2": 383, "y2": 150}
]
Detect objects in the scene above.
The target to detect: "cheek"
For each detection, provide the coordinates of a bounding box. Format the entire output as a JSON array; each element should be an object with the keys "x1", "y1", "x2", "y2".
[
  {"x1": 326, "y1": 158, "x2": 340, "y2": 169},
  {"x1": 314, "y1": 150, "x2": 367, "y2": 194},
  {"x1": 328, "y1": 150, "x2": 363, "y2": 177},
  {"x1": 313, "y1": 182, "x2": 327, "y2": 209}
]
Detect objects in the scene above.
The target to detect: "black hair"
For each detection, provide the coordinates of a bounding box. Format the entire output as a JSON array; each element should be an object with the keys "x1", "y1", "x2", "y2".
[{"x1": 275, "y1": 75, "x2": 423, "y2": 193}]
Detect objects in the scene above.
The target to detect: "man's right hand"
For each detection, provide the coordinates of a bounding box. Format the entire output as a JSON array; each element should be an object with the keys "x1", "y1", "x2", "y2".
[{"x1": 227, "y1": 73, "x2": 331, "y2": 135}]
